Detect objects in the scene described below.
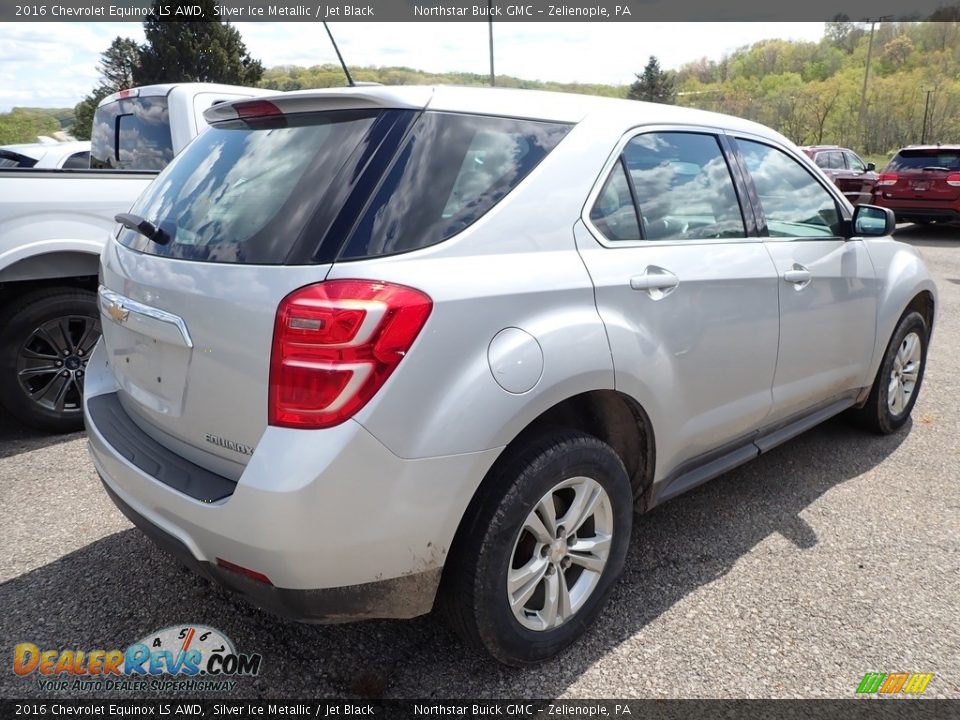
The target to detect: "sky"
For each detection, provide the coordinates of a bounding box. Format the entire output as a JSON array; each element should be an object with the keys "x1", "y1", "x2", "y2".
[{"x1": 0, "y1": 22, "x2": 827, "y2": 112}]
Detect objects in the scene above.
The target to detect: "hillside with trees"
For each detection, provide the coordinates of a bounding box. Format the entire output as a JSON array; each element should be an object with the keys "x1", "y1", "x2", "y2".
[
  {"x1": 673, "y1": 20, "x2": 960, "y2": 155},
  {"x1": 0, "y1": 107, "x2": 72, "y2": 145}
]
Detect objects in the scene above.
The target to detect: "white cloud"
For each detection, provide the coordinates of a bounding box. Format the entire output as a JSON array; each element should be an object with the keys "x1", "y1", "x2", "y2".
[{"x1": 0, "y1": 21, "x2": 825, "y2": 112}]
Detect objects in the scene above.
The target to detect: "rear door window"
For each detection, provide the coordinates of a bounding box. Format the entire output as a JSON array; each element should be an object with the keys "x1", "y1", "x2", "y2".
[
  {"x1": 589, "y1": 160, "x2": 641, "y2": 241},
  {"x1": 91, "y1": 96, "x2": 173, "y2": 170},
  {"x1": 62, "y1": 151, "x2": 90, "y2": 169},
  {"x1": 338, "y1": 113, "x2": 569, "y2": 260},
  {"x1": 620, "y1": 132, "x2": 747, "y2": 241},
  {"x1": 118, "y1": 109, "x2": 383, "y2": 264}
]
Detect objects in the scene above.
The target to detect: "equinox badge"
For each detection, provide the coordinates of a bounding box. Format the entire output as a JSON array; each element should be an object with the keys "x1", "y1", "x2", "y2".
[{"x1": 205, "y1": 434, "x2": 254, "y2": 456}]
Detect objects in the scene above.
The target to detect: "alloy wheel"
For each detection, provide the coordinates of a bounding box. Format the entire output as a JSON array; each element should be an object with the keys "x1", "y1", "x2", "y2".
[
  {"x1": 887, "y1": 331, "x2": 922, "y2": 416},
  {"x1": 507, "y1": 476, "x2": 613, "y2": 631},
  {"x1": 16, "y1": 315, "x2": 100, "y2": 415}
]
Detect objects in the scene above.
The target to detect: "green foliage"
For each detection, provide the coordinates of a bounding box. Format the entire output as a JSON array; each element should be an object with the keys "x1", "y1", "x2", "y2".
[
  {"x1": 134, "y1": 0, "x2": 263, "y2": 86},
  {"x1": 627, "y1": 56, "x2": 677, "y2": 104},
  {"x1": 73, "y1": 86, "x2": 112, "y2": 141},
  {"x1": 0, "y1": 108, "x2": 61, "y2": 145},
  {"x1": 100, "y1": 36, "x2": 140, "y2": 90},
  {"x1": 73, "y1": 37, "x2": 141, "y2": 141},
  {"x1": 673, "y1": 20, "x2": 960, "y2": 154}
]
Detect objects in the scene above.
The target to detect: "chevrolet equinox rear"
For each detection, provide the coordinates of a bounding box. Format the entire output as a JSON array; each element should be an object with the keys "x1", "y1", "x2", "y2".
[{"x1": 87, "y1": 86, "x2": 936, "y2": 666}]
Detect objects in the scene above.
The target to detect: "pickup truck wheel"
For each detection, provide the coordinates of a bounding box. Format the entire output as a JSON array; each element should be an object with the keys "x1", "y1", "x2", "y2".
[
  {"x1": 440, "y1": 431, "x2": 632, "y2": 666},
  {"x1": 0, "y1": 287, "x2": 100, "y2": 433},
  {"x1": 852, "y1": 311, "x2": 928, "y2": 434}
]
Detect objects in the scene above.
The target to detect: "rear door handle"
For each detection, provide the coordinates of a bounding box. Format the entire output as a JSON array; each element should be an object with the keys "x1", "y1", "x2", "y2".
[
  {"x1": 783, "y1": 265, "x2": 812, "y2": 287},
  {"x1": 630, "y1": 266, "x2": 679, "y2": 299}
]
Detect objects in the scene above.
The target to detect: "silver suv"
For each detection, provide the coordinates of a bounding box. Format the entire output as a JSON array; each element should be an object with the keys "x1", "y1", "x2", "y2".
[{"x1": 85, "y1": 86, "x2": 936, "y2": 666}]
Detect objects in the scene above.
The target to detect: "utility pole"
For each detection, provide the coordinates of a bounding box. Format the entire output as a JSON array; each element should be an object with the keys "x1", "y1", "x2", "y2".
[
  {"x1": 921, "y1": 90, "x2": 933, "y2": 144},
  {"x1": 859, "y1": 16, "x2": 893, "y2": 132},
  {"x1": 488, "y1": 0, "x2": 495, "y2": 87}
]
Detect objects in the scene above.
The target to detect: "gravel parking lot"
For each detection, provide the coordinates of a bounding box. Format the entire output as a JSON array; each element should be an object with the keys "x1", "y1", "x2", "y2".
[{"x1": 1, "y1": 225, "x2": 958, "y2": 700}]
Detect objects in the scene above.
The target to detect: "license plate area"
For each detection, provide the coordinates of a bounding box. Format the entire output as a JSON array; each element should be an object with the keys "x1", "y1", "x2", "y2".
[
  {"x1": 910, "y1": 180, "x2": 930, "y2": 191},
  {"x1": 102, "y1": 322, "x2": 192, "y2": 417}
]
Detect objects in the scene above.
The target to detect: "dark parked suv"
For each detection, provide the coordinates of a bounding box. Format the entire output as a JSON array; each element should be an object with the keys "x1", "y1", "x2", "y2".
[
  {"x1": 801, "y1": 145, "x2": 878, "y2": 205},
  {"x1": 871, "y1": 145, "x2": 960, "y2": 225}
]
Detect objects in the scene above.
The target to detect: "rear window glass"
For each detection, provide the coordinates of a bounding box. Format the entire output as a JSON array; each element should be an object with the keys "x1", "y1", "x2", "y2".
[
  {"x1": 888, "y1": 149, "x2": 960, "y2": 172},
  {"x1": 338, "y1": 113, "x2": 569, "y2": 260},
  {"x1": 91, "y1": 96, "x2": 173, "y2": 170},
  {"x1": 0, "y1": 150, "x2": 37, "y2": 168},
  {"x1": 117, "y1": 110, "x2": 381, "y2": 263}
]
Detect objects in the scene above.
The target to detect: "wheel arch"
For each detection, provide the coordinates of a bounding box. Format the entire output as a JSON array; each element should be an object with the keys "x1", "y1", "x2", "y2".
[
  {"x1": 0, "y1": 249, "x2": 100, "y2": 285},
  {"x1": 438, "y1": 389, "x2": 656, "y2": 605}
]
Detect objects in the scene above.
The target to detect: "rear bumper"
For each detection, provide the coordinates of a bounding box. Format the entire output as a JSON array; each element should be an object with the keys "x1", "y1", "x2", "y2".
[
  {"x1": 100, "y1": 477, "x2": 441, "y2": 623},
  {"x1": 84, "y1": 340, "x2": 501, "y2": 622},
  {"x1": 872, "y1": 197, "x2": 960, "y2": 223}
]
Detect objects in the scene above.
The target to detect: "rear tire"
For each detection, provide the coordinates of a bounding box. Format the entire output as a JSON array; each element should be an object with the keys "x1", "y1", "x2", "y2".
[
  {"x1": 440, "y1": 431, "x2": 632, "y2": 666},
  {"x1": 851, "y1": 311, "x2": 928, "y2": 434},
  {"x1": 0, "y1": 287, "x2": 100, "y2": 433}
]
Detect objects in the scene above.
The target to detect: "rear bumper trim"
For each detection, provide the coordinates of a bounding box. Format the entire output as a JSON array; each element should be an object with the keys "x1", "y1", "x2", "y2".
[
  {"x1": 86, "y1": 392, "x2": 236, "y2": 503},
  {"x1": 100, "y1": 476, "x2": 440, "y2": 623}
]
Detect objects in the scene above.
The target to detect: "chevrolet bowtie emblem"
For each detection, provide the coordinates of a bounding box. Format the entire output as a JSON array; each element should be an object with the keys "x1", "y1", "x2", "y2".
[{"x1": 107, "y1": 301, "x2": 129, "y2": 324}]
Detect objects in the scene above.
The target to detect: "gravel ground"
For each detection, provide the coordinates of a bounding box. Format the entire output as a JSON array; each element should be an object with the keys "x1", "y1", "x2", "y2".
[{"x1": 1, "y1": 225, "x2": 958, "y2": 700}]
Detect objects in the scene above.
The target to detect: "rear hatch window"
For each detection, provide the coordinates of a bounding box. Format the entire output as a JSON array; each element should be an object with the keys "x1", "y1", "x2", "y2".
[
  {"x1": 91, "y1": 95, "x2": 173, "y2": 170},
  {"x1": 887, "y1": 149, "x2": 960, "y2": 172},
  {"x1": 117, "y1": 108, "x2": 569, "y2": 265},
  {"x1": 882, "y1": 148, "x2": 960, "y2": 200}
]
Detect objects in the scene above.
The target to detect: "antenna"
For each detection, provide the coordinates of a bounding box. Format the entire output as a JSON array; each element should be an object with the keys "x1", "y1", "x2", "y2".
[
  {"x1": 488, "y1": 0, "x2": 495, "y2": 86},
  {"x1": 323, "y1": 22, "x2": 355, "y2": 87}
]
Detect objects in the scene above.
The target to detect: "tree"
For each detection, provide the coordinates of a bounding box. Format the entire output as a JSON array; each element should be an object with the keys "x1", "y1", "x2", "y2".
[
  {"x1": 826, "y1": 15, "x2": 865, "y2": 54},
  {"x1": 72, "y1": 87, "x2": 111, "y2": 141},
  {"x1": 99, "y1": 36, "x2": 140, "y2": 90},
  {"x1": 72, "y1": 36, "x2": 141, "y2": 140},
  {"x1": 134, "y1": 0, "x2": 263, "y2": 86},
  {"x1": 628, "y1": 56, "x2": 676, "y2": 104}
]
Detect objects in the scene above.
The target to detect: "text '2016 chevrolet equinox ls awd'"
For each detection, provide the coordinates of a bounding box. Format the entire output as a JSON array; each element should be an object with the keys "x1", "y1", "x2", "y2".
[{"x1": 85, "y1": 86, "x2": 936, "y2": 666}]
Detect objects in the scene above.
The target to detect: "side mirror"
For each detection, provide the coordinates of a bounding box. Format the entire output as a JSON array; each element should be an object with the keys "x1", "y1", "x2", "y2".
[
  {"x1": 866, "y1": 162, "x2": 876, "y2": 172},
  {"x1": 852, "y1": 204, "x2": 896, "y2": 237}
]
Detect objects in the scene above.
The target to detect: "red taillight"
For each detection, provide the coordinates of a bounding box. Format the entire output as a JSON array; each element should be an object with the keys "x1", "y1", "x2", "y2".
[
  {"x1": 946, "y1": 173, "x2": 960, "y2": 187},
  {"x1": 234, "y1": 99, "x2": 282, "y2": 119},
  {"x1": 877, "y1": 173, "x2": 899, "y2": 186},
  {"x1": 269, "y1": 280, "x2": 433, "y2": 429},
  {"x1": 216, "y1": 558, "x2": 272, "y2": 585}
]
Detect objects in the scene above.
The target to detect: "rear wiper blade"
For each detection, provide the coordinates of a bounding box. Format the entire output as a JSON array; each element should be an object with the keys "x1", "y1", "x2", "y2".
[
  {"x1": 114, "y1": 213, "x2": 170, "y2": 245},
  {"x1": 921, "y1": 165, "x2": 951, "y2": 172}
]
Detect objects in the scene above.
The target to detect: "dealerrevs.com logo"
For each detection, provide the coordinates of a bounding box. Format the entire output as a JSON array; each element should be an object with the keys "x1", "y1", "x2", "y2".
[{"x1": 13, "y1": 625, "x2": 261, "y2": 693}]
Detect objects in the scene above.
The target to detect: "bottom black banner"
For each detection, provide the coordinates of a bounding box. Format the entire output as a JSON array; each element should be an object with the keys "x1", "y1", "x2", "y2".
[{"x1": 1, "y1": 699, "x2": 957, "y2": 719}]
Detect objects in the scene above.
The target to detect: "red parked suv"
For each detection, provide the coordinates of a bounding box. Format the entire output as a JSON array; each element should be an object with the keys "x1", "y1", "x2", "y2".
[
  {"x1": 801, "y1": 145, "x2": 878, "y2": 205},
  {"x1": 871, "y1": 145, "x2": 960, "y2": 225}
]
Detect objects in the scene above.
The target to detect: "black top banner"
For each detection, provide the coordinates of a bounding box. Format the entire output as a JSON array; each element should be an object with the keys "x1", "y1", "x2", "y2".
[{"x1": 3, "y1": 0, "x2": 960, "y2": 22}]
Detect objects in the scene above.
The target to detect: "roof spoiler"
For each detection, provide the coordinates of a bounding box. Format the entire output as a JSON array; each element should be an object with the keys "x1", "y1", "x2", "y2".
[{"x1": 203, "y1": 87, "x2": 433, "y2": 124}]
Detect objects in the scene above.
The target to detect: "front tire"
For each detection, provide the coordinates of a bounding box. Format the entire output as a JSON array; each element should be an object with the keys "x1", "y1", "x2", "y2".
[
  {"x1": 0, "y1": 287, "x2": 100, "y2": 433},
  {"x1": 440, "y1": 431, "x2": 633, "y2": 666},
  {"x1": 853, "y1": 310, "x2": 928, "y2": 434}
]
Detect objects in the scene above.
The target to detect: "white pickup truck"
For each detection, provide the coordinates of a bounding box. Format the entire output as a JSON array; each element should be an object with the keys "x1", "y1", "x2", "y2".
[{"x1": 0, "y1": 83, "x2": 273, "y2": 431}]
